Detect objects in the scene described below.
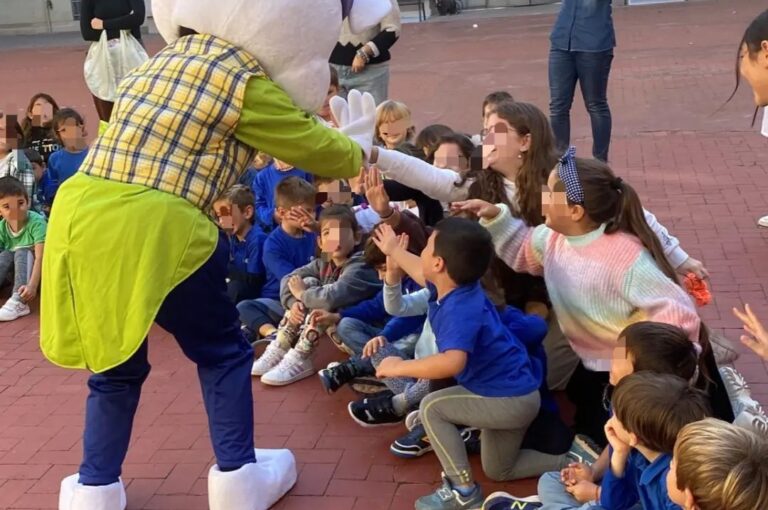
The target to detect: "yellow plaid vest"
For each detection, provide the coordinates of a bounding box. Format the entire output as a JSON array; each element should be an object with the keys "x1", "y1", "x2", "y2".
[{"x1": 82, "y1": 34, "x2": 263, "y2": 211}]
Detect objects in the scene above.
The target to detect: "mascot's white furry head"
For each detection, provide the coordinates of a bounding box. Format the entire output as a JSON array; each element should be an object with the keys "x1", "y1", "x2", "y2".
[{"x1": 152, "y1": 0, "x2": 392, "y2": 112}]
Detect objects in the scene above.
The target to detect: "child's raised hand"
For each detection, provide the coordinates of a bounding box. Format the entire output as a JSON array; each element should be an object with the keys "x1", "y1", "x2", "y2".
[
  {"x1": 375, "y1": 356, "x2": 403, "y2": 378},
  {"x1": 733, "y1": 304, "x2": 768, "y2": 361},
  {"x1": 372, "y1": 223, "x2": 401, "y2": 256},
  {"x1": 286, "y1": 206, "x2": 317, "y2": 233},
  {"x1": 363, "y1": 336, "x2": 387, "y2": 358},
  {"x1": 450, "y1": 199, "x2": 501, "y2": 220},
  {"x1": 364, "y1": 166, "x2": 392, "y2": 217}
]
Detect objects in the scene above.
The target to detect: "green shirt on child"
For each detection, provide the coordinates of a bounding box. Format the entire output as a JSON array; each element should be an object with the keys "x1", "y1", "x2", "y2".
[{"x1": 0, "y1": 211, "x2": 47, "y2": 251}]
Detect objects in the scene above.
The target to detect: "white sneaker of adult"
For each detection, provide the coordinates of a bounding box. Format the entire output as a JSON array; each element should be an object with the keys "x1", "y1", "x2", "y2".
[
  {"x1": 758, "y1": 215, "x2": 768, "y2": 228},
  {"x1": 0, "y1": 296, "x2": 30, "y2": 321},
  {"x1": 260, "y1": 349, "x2": 313, "y2": 386},
  {"x1": 59, "y1": 474, "x2": 126, "y2": 510},
  {"x1": 251, "y1": 342, "x2": 287, "y2": 377},
  {"x1": 208, "y1": 449, "x2": 296, "y2": 510}
]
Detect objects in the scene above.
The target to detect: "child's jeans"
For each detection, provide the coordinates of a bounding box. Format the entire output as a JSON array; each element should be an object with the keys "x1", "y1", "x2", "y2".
[
  {"x1": 237, "y1": 298, "x2": 284, "y2": 333},
  {"x1": 336, "y1": 317, "x2": 382, "y2": 356},
  {"x1": 538, "y1": 471, "x2": 604, "y2": 510},
  {"x1": 0, "y1": 248, "x2": 33, "y2": 299},
  {"x1": 420, "y1": 385, "x2": 540, "y2": 485}
]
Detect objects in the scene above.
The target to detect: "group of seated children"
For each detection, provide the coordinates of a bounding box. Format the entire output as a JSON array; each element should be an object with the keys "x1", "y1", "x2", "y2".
[{"x1": 220, "y1": 86, "x2": 768, "y2": 510}]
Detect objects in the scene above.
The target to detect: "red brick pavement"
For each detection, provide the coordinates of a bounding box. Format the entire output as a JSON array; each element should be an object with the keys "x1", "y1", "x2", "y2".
[{"x1": 2, "y1": 0, "x2": 768, "y2": 508}]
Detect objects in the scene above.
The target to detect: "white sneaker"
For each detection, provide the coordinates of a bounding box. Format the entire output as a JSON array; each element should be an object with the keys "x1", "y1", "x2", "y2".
[
  {"x1": 251, "y1": 342, "x2": 287, "y2": 377},
  {"x1": 758, "y1": 215, "x2": 768, "y2": 228},
  {"x1": 59, "y1": 474, "x2": 127, "y2": 510},
  {"x1": 261, "y1": 349, "x2": 314, "y2": 386},
  {"x1": 208, "y1": 449, "x2": 296, "y2": 510},
  {"x1": 0, "y1": 297, "x2": 30, "y2": 321}
]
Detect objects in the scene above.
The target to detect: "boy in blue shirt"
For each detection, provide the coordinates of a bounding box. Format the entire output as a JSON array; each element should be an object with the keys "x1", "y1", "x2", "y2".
[
  {"x1": 252, "y1": 158, "x2": 312, "y2": 231},
  {"x1": 372, "y1": 218, "x2": 541, "y2": 510},
  {"x1": 237, "y1": 177, "x2": 317, "y2": 341},
  {"x1": 213, "y1": 185, "x2": 267, "y2": 304},
  {"x1": 45, "y1": 108, "x2": 89, "y2": 207}
]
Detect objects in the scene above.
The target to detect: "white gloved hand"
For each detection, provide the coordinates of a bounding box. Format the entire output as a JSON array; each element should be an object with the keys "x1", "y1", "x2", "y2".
[{"x1": 330, "y1": 89, "x2": 376, "y2": 166}]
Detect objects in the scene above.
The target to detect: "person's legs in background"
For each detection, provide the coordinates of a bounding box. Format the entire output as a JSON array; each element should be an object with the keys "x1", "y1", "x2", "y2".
[
  {"x1": 548, "y1": 48, "x2": 579, "y2": 155},
  {"x1": 335, "y1": 317, "x2": 382, "y2": 356},
  {"x1": 574, "y1": 50, "x2": 614, "y2": 162},
  {"x1": 340, "y1": 62, "x2": 390, "y2": 105}
]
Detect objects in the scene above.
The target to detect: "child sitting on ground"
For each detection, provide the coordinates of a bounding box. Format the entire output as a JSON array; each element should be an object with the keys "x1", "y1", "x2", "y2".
[
  {"x1": 371, "y1": 217, "x2": 542, "y2": 509},
  {"x1": 375, "y1": 100, "x2": 416, "y2": 150},
  {"x1": 23, "y1": 149, "x2": 48, "y2": 216},
  {"x1": 253, "y1": 205, "x2": 382, "y2": 386},
  {"x1": 0, "y1": 177, "x2": 46, "y2": 321},
  {"x1": 0, "y1": 112, "x2": 40, "y2": 212},
  {"x1": 486, "y1": 371, "x2": 712, "y2": 510},
  {"x1": 310, "y1": 236, "x2": 425, "y2": 357},
  {"x1": 471, "y1": 90, "x2": 514, "y2": 145},
  {"x1": 666, "y1": 418, "x2": 768, "y2": 510},
  {"x1": 213, "y1": 185, "x2": 267, "y2": 304},
  {"x1": 45, "y1": 108, "x2": 89, "y2": 207},
  {"x1": 238, "y1": 177, "x2": 317, "y2": 343},
  {"x1": 252, "y1": 158, "x2": 313, "y2": 231},
  {"x1": 21, "y1": 93, "x2": 61, "y2": 164}
]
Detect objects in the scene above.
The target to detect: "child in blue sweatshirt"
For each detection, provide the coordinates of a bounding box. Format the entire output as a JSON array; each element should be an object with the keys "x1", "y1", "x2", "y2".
[
  {"x1": 371, "y1": 218, "x2": 542, "y2": 510},
  {"x1": 252, "y1": 158, "x2": 313, "y2": 231},
  {"x1": 44, "y1": 108, "x2": 88, "y2": 207},
  {"x1": 213, "y1": 185, "x2": 267, "y2": 304},
  {"x1": 238, "y1": 177, "x2": 317, "y2": 341}
]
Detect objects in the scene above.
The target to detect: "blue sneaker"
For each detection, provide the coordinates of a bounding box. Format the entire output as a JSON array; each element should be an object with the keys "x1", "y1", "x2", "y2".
[
  {"x1": 415, "y1": 476, "x2": 484, "y2": 510},
  {"x1": 566, "y1": 434, "x2": 602, "y2": 465},
  {"x1": 481, "y1": 492, "x2": 541, "y2": 510},
  {"x1": 390, "y1": 425, "x2": 480, "y2": 459}
]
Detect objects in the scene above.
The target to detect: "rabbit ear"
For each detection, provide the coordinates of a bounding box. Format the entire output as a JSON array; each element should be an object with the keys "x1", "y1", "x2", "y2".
[{"x1": 347, "y1": 0, "x2": 392, "y2": 34}]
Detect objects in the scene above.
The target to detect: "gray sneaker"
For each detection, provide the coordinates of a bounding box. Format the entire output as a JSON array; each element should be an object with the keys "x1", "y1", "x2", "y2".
[
  {"x1": 415, "y1": 476, "x2": 483, "y2": 510},
  {"x1": 566, "y1": 434, "x2": 602, "y2": 465}
]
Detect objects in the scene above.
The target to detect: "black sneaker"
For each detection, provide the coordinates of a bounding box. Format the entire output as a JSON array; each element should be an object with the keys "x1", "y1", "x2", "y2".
[
  {"x1": 318, "y1": 357, "x2": 376, "y2": 394},
  {"x1": 391, "y1": 424, "x2": 480, "y2": 459},
  {"x1": 464, "y1": 427, "x2": 481, "y2": 455},
  {"x1": 347, "y1": 394, "x2": 404, "y2": 427}
]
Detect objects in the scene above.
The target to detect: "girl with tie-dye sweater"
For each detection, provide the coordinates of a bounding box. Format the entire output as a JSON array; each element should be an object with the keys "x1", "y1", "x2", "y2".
[{"x1": 454, "y1": 152, "x2": 729, "y2": 446}]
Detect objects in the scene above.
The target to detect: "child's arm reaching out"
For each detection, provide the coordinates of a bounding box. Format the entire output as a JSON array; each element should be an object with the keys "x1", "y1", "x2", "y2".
[
  {"x1": 376, "y1": 350, "x2": 467, "y2": 380},
  {"x1": 372, "y1": 224, "x2": 426, "y2": 287},
  {"x1": 733, "y1": 304, "x2": 768, "y2": 361}
]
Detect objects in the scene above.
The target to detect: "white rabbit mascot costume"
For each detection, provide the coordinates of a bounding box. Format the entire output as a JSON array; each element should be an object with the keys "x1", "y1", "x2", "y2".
[{"x1": 41, "y1": 1, "x2": 389, "y2": 509}]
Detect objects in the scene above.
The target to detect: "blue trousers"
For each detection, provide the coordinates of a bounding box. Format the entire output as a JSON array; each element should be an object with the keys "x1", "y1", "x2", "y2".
[
  {"x1": 79, "y1": 231, "x2": 256, "y2": 485},
  {"x1": 549, "y1": 48, "x2": 614, "y2": 162}
]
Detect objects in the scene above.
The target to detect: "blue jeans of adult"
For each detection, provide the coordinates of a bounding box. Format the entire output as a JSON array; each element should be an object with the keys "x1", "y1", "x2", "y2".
[
  {"x1": 79, "y1": 232, "x2": 256, "y2": 485},
  {"x1": 331, "y1": 62, "x2": 390, "y2": 106},
  {"x1": 549, "y1": 48, "x2": 614, "y2": 162}
]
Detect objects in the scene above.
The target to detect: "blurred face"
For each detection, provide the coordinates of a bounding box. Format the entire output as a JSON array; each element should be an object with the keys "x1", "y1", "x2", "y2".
[
  {"x1": 481, "y1": 113, "x2": 529, "y2": 174},
  {"x1": 319, "y1": 218, "x2": 356, "y2": 261},
  {"x1": 29, "y1": 98, "x2": 55, "y2": 126},
  {"x1": 739, "y1": 42, "x2": 768, "y2": 107},
  {"x1": 56, "y1": 118, "x2": 87, "y2": 147},
  {"x1": 378, "y1": 118, "x2": 410, "y2": 149},
  {"x1": 433, "y1": 143, "x2": 469, "y2": 173},
  {"x1": 318, "y1": 84, "x2": 339, "y2": 120},
  {"x1": 609, "y1": 340, "x2": 635, "y2": 386},
  {"x1": 0, "y1": 116, "x2": 18, "y2": 152},
  {"x1": 316, "y1": 180, "x2": 353, "y2": 207},
  {"x1": 230, "y1": 203, "x2": 254, "y2": 236},
  {"x1": 213, "y1": 199, "x2": 234, "y2": 231},
  {"x1": 543, "y1": 169, "x2": 575, "y2": 232},
  {"x1": 666, "y1": 455, "x2": 687, "y2": 507},
  {"x1": 0, "y1": 194, "x2": 29, "y2": 230}
]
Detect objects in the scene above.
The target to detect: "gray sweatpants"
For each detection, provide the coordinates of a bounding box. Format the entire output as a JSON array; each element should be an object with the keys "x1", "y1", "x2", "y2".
[
  {"x1": 420, "y1": 385, "x2": 540, "y2": 486},
  {"x1": 0, "y1": 248, "x2": 33, "y2": 299}
]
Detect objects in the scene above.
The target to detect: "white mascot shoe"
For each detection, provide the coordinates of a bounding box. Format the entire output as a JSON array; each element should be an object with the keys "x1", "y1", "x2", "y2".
[
  {"x1": 59, "y1": 474, "x2": 127, "y2": 510},
  {"x1": 208, "y1": 448, "x2": 297, "y2": 510}
]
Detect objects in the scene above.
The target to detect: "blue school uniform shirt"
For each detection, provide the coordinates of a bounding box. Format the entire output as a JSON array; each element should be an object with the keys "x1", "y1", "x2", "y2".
[
  {"x1": 45, "y1": 148, "x2": 89, "y2": 204},
  {"x1": 261, "y1": 227, "x2": 316, "y2": 300},
  {"x1": 600, "y1": 450, "x2": 681, "y2": 510},
  {"x1": 229, "y1": 226, "x2": 267, "y2": 276},
  {"x1": 429, "y1": 281, "x2": 540, "y2": 398},
  {"x1": 251, "y1": 163, "x2": 313, "y2": 230},
  {"x1": 550, "y1": 0, "x2": 616, "y2": 52}
]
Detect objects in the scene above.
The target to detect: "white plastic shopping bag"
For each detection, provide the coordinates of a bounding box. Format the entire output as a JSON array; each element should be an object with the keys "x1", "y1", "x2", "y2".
[{"x1": 84, "y1": 30, "x2": 148, "y2": 102}]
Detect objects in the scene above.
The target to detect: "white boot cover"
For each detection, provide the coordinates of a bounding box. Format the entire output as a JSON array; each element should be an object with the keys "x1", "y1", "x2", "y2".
[
  {"x1": 59, "y1": 474, "x2": 127, "y2": 510},
  {"x1": 208, "y1": 449, "x2": 297, "y2": 510}
]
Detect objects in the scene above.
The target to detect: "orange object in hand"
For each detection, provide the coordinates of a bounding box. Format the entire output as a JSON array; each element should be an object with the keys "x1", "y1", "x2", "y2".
[{"x1": 683, "y1": 273, "x2": 711, "y2": 306}]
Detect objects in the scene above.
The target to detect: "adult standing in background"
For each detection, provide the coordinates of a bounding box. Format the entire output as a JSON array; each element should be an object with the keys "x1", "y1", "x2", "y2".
[
  {"x1": 549, "y1": 0, "x2": 615, "y2": 162},
  {"x1": 330, "y1": 0, "x2": 399, "y2": 105},
  {"x1": 80, "y1": 0, "x2": 146, "y2": 123}
]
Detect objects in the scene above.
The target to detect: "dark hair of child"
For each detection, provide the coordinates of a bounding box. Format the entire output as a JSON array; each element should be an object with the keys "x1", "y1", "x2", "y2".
[
  {"x1": 482, "y1": 90, "x2": 514, "y2": 116},
  {"x1": 0, "y1": 176, "x2": 29, "y2": 201},
  {"x1": 363, "y1": 236, "x2": 387, "y2": 268},
  {"x1": 612, "y1": 371, "x2": 711, "y2": 453},
  {"x1": 275, "y1": 176, "x2": 316, "y2": 209},
  {"x1": 394, "y1": 142, "x2": 427, "y2": 160},
  {"x1": 52, "y1": 108, "x2": 85, "y2": 145},
  {"x1": 436, "y1": 132, "x2": 475, "y2": 163},
  {"x1": 432, "y1": 217, "x2": 493, "y2": 286},
  {"x1": 20, "y1": 93, "x2": 60, "y2": 142},
  {"x1": 319, "y1": 203, "x2": 359, "y2": 232},
  {"x1": 224, "y1": 184, "x2": 255, "y2": 218},
  {"x1": 414, "y1": 124, "x2": 454, "y2": 163},
  {"x1": 23, "y1": 149, "x2": 44, "y2": 167}
]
